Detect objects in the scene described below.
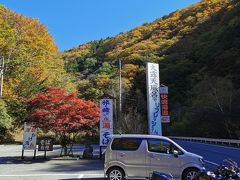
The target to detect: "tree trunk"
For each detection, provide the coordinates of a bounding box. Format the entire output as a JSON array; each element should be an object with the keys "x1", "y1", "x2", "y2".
[
  {"x1": 64, "y1": 146, "x2": 68, "y2": 156},
  {"x1": 224, "y1": 118, "x2": 233, "y2": 139},
  {"x1": 60, "y1": 133, "x2": 69, "y2": 156}
]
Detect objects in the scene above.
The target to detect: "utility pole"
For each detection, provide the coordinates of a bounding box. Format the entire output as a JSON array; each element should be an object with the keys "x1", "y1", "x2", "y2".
[
  {"x1": 119, "y1": 59, "x2": 122, "y2": 122},
  {"x1": 0, "y1": 56, "x2": 4, "y2": 97}
]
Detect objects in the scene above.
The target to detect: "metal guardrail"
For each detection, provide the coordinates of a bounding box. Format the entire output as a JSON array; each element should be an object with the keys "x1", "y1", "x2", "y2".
[{"x1": 169, "y1": 136, "x2": 240, "y2": 148}]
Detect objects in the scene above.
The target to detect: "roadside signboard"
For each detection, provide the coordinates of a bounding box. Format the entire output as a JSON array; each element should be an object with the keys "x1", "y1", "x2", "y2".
[
  {"x1": 146, "y1": 62, "x2": 162, "y2": 136},
  {"x1": 160, "y1": 86, "x2": 170, "y2": 123},
  {"x1": 22, "y1": 122, "x2": 37, "y2": 150},
  {"x1": 38, "y1": 138, "x2": 53, "y2": 151},
  {"x1": 99, "y1": 99, "x2": 113, "y2": 146}
]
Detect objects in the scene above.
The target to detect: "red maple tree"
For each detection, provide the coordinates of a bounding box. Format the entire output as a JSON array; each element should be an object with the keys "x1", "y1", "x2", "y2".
[{"x1": 26, "y1": 87, "x2": 100, "y2": 155}]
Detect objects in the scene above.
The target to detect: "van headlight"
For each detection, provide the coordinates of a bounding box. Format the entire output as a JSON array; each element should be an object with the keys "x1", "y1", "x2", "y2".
[{"x1": 199, "y1": 158, "x2": 205, "y2": 166}]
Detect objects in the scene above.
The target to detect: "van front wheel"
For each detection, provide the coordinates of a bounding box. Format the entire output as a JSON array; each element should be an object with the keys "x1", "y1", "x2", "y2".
[
  {"x1": 108, "y1": 167, "x2": 125, "y2": 180},
  {"x1": 182, "y1": 168, "x2": 199, "y2": 180}
]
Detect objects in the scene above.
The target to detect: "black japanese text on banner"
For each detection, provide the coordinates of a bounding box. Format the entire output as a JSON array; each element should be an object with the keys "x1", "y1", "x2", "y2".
[{"x1": 99, "y1": 99, "x2": 113, "y2": 146}]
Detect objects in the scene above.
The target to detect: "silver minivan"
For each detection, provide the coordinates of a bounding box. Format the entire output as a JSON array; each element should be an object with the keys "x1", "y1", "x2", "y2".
[{"x1": 104, "y1": 134, "x2": 205, "y2": 180}]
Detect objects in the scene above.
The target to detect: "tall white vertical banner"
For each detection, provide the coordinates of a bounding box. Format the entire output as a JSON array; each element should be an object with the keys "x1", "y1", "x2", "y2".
[
  {"x1": 146, "y1": 62, "x2": 162, "y2": 135},
  {"x1": 100, "y1": 99, "x2": 113, "y2": 146},
  {"x1": 22, "y1": 122, "x2": 37, "y2": 150}
]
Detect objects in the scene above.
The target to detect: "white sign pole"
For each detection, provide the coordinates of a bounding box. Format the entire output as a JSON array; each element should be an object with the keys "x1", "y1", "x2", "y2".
[
  {"x1": 146, "y1": 62, "x2": 162, "y2": 136},
  {"x1": 99, "y1": 99, "x2": 113, "y2": 146}
]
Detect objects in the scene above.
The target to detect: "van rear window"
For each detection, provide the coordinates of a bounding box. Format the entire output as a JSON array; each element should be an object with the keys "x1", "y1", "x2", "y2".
[{"x1": 111, "y1": 138, "x2": 142, "y2": 151}]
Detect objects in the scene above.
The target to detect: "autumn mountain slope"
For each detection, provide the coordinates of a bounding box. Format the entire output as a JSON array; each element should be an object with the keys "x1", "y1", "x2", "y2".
[{"x1": 62, "y1": 0, "x2": 240, "y2": 138}]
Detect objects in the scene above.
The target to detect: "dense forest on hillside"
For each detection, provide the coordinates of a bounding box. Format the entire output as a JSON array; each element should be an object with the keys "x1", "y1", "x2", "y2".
[
  {"x1": 0, "y1": 0, "x2": 239, "y2": 142},
  {"x1": 0, "y1": 5, "x2": 77, "y2": 142},
  {"x1": 62, "y1": 0, "x2": 240, "y2": 139}
]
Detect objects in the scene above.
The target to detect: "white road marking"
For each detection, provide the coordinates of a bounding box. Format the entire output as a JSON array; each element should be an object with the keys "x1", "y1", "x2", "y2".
[
  {"x1": 77, "y1": 174, "x2": 84, "y2": 179},
  {"x1": 0, "y1": 173, "x2": 103, "y2": 177},
  {"x1": 0, "y1": 174, "x2": 77, "y2": 177},
  {"x1": 205, "y1": 160, "x2": 219, "y2": 166},
  {"x1": 36, "y1": 148, "x2": 60, "y2": 156}
]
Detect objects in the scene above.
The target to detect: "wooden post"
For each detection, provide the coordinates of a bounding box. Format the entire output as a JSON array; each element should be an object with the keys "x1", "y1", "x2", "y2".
[
  {"x1": 21, "y1": 149, "x2": 24, "y2": 160},
  {"x1": 44, "y1": 150, "x2": 46, "y2": 159},
  {"x1": 33, "y1": 149, "x2": 36, "y2": 159},
  {"x1": 44, "y1": 141, "x2": 47, "y2": 159}
]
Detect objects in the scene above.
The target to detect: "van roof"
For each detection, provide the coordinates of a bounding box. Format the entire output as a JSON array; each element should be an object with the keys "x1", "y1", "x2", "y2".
[{"x1": 111, "y1": 134, "x2": 171, "y2": 140}]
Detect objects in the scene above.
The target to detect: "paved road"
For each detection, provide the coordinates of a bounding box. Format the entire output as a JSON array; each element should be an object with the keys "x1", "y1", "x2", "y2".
[
  {"x1": 0, "y1": 140, "x2": 240, "y2": 180},
  {"x1": 0, "y1": 159, "x2": 103, "y2": 180},
  {"x1": 175, "y1": 140, "x2": 240, "y2": 169},
  {"x1": 0, "y1": 145, "x2": 104, "y2": 180}
]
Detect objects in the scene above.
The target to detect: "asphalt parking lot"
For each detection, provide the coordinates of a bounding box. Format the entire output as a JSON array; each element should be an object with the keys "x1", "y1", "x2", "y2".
[
  {"x1": 1, "y1": 141, "x2": 240, "y2": 180},
  {"x1": 0, "y1": 145, "x2": 105, "y2": 180}
]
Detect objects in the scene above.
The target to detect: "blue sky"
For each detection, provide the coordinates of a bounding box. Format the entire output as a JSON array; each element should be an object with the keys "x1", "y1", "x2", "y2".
[{"x1": 0, "y1": 0, "x2": 200, "y2": 51}]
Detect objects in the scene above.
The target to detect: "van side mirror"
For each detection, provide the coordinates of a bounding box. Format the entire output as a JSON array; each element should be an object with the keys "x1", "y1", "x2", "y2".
[{"x1": 173, "y1": 150, "x2": 179, "y2": 158}]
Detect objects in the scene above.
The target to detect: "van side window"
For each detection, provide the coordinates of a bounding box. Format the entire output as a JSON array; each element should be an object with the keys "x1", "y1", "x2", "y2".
[
  {"x1": 111, "y1": 138, "x2": 142, "y2": 151},
  {"x1": 148, "y1": 139, "x2": 172, "y2": 154}
]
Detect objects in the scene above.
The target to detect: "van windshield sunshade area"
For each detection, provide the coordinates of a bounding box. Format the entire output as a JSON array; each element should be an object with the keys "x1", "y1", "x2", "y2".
[{"x1": 111, "y1": 138, "x2": 142, "y2": 151}]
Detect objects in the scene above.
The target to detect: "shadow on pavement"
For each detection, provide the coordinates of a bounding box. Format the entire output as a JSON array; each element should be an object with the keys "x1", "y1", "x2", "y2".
[
  {"x1": 38, "y1": 159, "x2": 104, "y2": 173},
  {"x1": 0, "y1": 156, "x2": 53, "y2": 164},
  {"x1": 0, "y1": 156, "x2": 104, "y2": 165}
]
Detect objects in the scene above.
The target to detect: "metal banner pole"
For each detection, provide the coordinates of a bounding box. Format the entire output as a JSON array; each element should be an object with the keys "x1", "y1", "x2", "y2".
[
  {"x1": 99, "y1": 146, "x2": 102, "y2": 159},
  {"x1": 0, "y1": 56, "x2": 4, "y2": 97},
  {"x1": 119, "y1": 59, "x2": 122, "y2": 122}
]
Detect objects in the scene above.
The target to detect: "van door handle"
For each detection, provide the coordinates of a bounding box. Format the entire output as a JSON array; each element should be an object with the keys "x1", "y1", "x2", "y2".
[
  {"x1": 149, "y1": 154, "x2": 154, "y2": 158},
  {"x1": 120, "y1": 153, "x2": 125, "y2": 157}
]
